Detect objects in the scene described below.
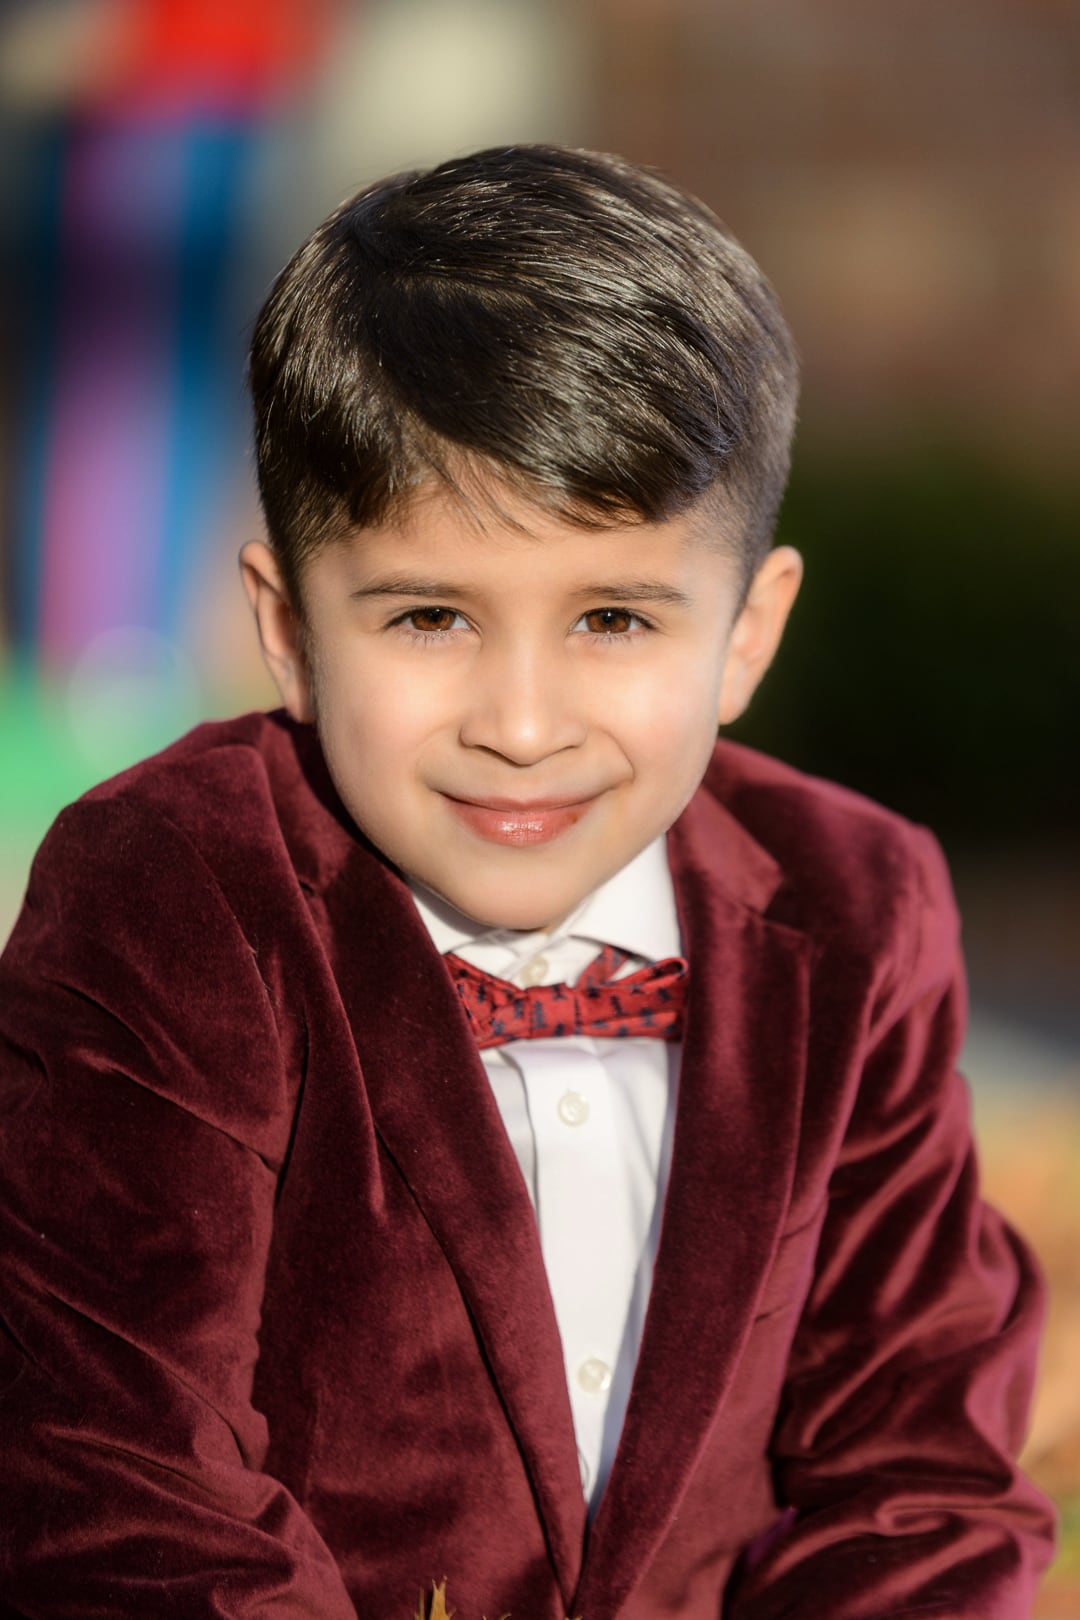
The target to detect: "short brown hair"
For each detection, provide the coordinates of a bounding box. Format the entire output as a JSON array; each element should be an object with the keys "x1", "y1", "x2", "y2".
[{"x1": 249, "y1": 144, "x2": 798, "y2": 601}]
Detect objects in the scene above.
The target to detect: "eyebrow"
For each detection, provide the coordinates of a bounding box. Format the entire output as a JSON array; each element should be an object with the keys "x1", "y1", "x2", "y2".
[
  {"x1": 575, "y1": 581, "x2": 693, "y2": 607},
  {"x1": 349, "y1": 576, "x2": 694, "y2": 607},
  {"x1": 350, "y1": 577, "x2": 473, "y2": 601}
]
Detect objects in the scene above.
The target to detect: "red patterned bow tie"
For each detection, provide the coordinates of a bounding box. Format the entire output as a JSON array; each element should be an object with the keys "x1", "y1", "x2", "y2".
[{"x1": 446, "y1": 943, "x2": 688, "y2": 1048}]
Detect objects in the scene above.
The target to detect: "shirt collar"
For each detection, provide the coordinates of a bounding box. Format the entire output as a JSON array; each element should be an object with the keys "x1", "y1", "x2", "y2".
[{"x1": 409, "y1": 835, "x2": 681, "y2": 965}]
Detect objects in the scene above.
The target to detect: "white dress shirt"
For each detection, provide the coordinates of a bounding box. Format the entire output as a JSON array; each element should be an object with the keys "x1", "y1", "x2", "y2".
[{"x1": 410, "y1": 837, "x2": 682, "y2": 1509}]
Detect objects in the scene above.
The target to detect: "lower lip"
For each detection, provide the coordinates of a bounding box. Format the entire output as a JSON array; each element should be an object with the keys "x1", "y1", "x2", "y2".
[{"x1": 444, "y1": 797, "x2": 592, "y2": 846}]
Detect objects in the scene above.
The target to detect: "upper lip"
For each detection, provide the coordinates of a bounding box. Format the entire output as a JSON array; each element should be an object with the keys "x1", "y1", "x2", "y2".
[{"x1": 443, "y1": 792, "x2": 596, "y2": 811}]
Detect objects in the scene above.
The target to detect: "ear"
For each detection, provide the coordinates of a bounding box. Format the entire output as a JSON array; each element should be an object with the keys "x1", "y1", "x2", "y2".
[
  {"x1": 238, "y1": 540, "x2": 315, "y2": 722},
  {"x1": 717, "y1": 545, "x2": 803, "y2": 725}
]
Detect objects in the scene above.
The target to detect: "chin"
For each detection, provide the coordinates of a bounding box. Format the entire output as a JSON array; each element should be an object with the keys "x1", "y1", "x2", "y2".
[
  {"x1": 451, "y1": 888, "x2": 567, "y2": 934},
  {"x1": 474, "y1": 905, "x2": 560, "y2": 933}
]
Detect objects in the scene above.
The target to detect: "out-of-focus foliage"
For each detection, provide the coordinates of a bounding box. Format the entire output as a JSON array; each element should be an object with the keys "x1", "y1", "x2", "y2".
[{"x1": 735, "y1": 445, "x2": 1080, "y2": 844}]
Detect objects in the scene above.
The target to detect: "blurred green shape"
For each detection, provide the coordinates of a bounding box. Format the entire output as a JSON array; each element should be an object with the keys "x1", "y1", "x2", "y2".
[
  {"x1": 1, "y1": 671, "x2": 96, "y2": 833},
  {"x1": 0, "y1": 659, "x2": 206, "y2": 939}
]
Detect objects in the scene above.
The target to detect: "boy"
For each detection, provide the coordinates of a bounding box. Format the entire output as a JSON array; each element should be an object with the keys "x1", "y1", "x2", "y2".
[{"x1": 0, "y1": 145, "x2": 1055, "y2": 1618}]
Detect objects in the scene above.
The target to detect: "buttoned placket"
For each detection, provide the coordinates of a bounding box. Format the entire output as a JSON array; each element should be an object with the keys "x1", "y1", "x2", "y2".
[
  {"x1": 501, "y1": 1033, "x2": 639, "y2": 1500},
  {"x1": 463, "y1": 932, "x2": 678, "y2": 1507}
]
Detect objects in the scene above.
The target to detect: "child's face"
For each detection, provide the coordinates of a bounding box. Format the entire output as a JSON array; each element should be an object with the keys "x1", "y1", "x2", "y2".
[{"x1": 243, "y1": 487, "x2": 800, "y2": 931}]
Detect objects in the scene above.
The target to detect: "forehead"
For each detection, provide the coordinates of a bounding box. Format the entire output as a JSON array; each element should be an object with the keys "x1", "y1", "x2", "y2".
[{"x1": 309, "y1": 482, "x2": 742, "y2": 599}]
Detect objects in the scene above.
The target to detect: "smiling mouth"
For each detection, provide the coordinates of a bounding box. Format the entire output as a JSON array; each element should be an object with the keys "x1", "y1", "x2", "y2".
[{"x1": 442, "y1": 793, "x2": 596, "y2": 847}]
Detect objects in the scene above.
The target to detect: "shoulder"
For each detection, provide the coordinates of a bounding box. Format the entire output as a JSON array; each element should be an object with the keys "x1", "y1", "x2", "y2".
[
  {"x1": 2, "y1": 711, "x2": 361, "y2": 1146},
  {"x1": 2, "y1": 714, "x2": 330, "y2": 1150},
  {"x1": 40, "y1": 709, "x2": 351, "y2": 903},
  {"x1": 701, "y1": 739, "x2": 958, "y2": 1000},
  {"x1": 703, "y1": 736, "x2": 946, "y2": 883},
  {"x1": 11, "y1": 710, "x2": 352, "y2": 1002}
]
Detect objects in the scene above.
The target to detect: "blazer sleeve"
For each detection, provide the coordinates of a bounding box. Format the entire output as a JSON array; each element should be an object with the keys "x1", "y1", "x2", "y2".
[
  {"x1": 728, "y1": 824, "x2": 1056, "y2": 1620},
  {"x1": 0, "y1": 798, "x2": 357, "y2": 1617}
]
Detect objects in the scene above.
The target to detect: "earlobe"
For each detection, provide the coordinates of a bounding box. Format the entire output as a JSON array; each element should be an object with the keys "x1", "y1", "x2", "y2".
[
  {"x1": 238, "y1": 540, "x2": 315, "y2": 722},
  {"x1": 717, "y1": 545, "x2": 802, "y2": 726}
]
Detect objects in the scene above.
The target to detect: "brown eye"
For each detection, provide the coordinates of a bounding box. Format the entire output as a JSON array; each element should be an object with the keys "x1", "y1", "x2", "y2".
[
  {"x1": 407, "y1": 607, "x2": 459, "y2": 633},
  {"x1": 583, "y1": 608, "x2": 635, "y2": 634}
]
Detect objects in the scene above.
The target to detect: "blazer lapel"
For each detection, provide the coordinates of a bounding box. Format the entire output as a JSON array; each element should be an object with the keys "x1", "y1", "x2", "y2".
[
  {"x1": 314, "y1": 839, "x2": 588, "y2": 1607},
  {"x1": 574, "y1": 791, "x2": 811, "y2": 1620}
]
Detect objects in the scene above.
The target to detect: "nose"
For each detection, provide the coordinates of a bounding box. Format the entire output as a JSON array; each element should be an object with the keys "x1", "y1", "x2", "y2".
[{"x1": 457, "y1": 643, "x2": 587, "y2": 765}]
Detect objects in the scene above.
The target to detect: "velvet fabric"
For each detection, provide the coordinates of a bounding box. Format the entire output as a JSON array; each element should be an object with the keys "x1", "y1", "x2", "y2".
[{"x1": 0, "y1": 710, "x2": 1055, "y2": 1618}]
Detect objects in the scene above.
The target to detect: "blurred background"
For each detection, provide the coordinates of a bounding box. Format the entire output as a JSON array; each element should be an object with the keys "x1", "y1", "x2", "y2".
[{"x1": 0, "y1": 0, "x2": 1076, "y2": 1607}]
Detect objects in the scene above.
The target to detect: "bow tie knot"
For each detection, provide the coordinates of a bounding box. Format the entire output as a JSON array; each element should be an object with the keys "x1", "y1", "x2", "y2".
[{"x1": 447, "y1": 943, "x2": 687, "y2": 1048}]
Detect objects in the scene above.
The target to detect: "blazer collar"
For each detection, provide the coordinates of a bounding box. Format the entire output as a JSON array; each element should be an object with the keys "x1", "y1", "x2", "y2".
[{"x1": 668, "y1": 769, "x2": 785, "y2": 916}]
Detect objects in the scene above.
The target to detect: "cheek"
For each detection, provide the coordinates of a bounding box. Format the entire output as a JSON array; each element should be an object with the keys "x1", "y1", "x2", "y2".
[
  {"x1": 316, "y1": 644, "x2": 421, "y2": 735},
  {"x1": 309, "y1": 665, "x2": 393, "y2": 776},
  {"x1": 611, "y1": 653, "x2": 723, "y2": 769},
  {"x1": 311, "y1": 652, "x2": 450, "y2": 801}
]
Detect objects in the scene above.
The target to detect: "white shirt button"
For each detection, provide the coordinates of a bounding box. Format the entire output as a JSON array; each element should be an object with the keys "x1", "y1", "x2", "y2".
[
  {"x1": 557, "y1": 1090, "x2": 590, "y2": 1127},
  {"x1": 577, "y1": 1357, "x2": 612, "y2": 1395},
  {"x1": 519, "y1": 954, "x2": 549, "y2": 986}
]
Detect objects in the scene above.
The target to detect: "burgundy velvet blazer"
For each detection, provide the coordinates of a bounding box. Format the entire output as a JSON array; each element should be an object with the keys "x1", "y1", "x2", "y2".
[{"x1": 0, "y1": 711, "x2": 1054, "y2": 1619}]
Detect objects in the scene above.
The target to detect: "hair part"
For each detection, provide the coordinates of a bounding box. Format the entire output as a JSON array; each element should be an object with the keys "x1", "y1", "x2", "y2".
[{"x1": 249, "y1": 144, "x2": 799, "y2": 605}]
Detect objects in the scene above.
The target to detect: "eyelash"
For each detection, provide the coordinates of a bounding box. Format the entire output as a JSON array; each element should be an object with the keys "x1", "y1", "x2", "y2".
[
  {"x1": 388, "y1": 607, "x2": 655, "y2": 643},
  {"x1": 390, "y1": 608, "x2": 470, "y2": 643}
]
